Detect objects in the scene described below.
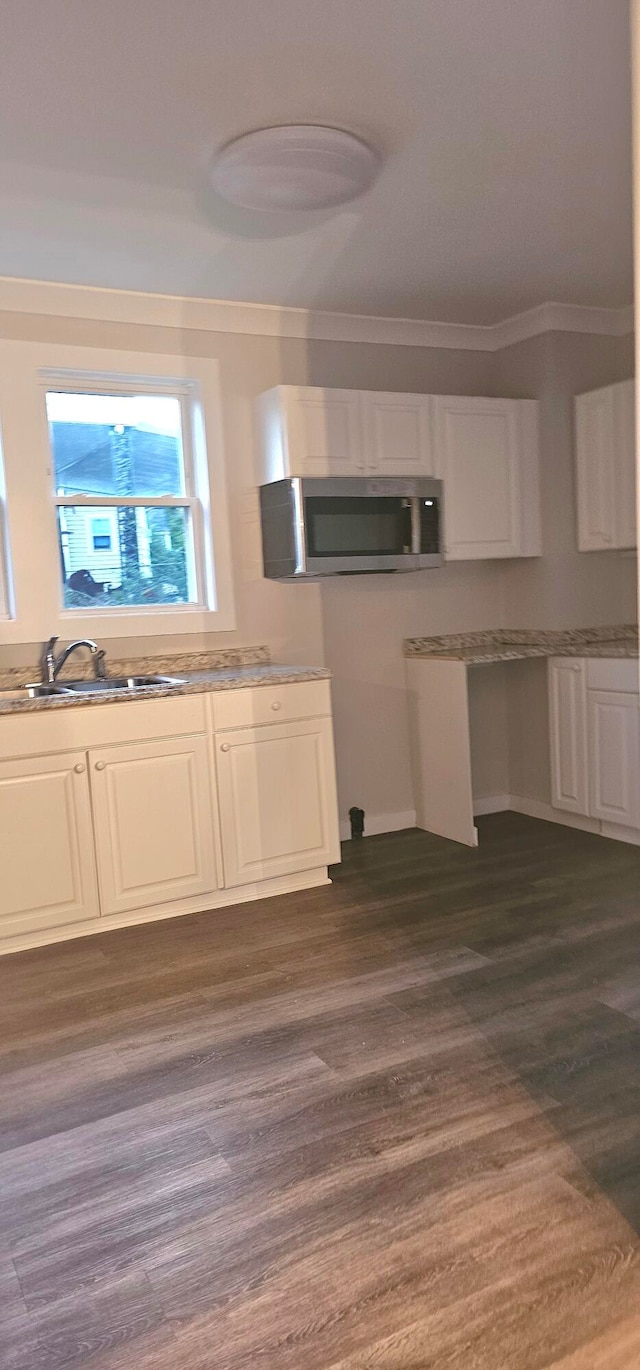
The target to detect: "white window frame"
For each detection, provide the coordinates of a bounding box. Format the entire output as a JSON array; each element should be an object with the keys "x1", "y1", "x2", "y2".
[
  {"x1": 0, "y1": 431, "x2": 12, "y2": 623},
  {"x1": 0, "y1": 341, "x2": 235, "y2": 643}
]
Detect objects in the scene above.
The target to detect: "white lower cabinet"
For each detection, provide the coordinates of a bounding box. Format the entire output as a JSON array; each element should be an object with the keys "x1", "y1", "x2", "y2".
[
  {"x1": 587, "y1": 690, "x2": 640, "y2": 829},
  {"x1": 215, "y1": 716, "x2": 341, "y2": 887},
  {"x1": 548, "y1": 660, "x2": 589, "y2": 814},
  {"x1": 0, "y1": 751, "x2": 99, "y2": 936},
  {"x1": 549, "y1": 658, "x2": 640, "y2": 834},
  {"x1": 89, "y1": 735, "x2": 218, "y2": 916},
  {"x1": 0, "y1": 682, "x2": 341, "y2": 951}
]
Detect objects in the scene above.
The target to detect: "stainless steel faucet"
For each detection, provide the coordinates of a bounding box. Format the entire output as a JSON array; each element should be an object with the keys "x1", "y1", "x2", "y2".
[{"x1": 41, "y1": 636, "x2": 102, "y2": 684}]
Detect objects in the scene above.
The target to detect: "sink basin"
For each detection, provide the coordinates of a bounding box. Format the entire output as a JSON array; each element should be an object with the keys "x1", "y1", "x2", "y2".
[
  {"x1": 58, "y1": 675, "x2": 187, "y2": 692},
  {"x1": 17, "y1": 675, "x2": 186, "y2": 698}
]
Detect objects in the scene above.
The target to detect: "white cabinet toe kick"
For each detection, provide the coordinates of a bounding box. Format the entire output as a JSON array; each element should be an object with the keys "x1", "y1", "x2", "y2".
[{"x1": 0, "y1": 683, "x2": 341, "y2": 954}]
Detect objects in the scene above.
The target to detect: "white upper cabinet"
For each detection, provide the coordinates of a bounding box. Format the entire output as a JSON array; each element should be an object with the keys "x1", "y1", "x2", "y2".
[
  {"x1": 258, "y1": 385, "x2": 364, "y2": 479},
  {"x1": 433, "y1": 396, "x2": 541, "y2": 560},
  {"x1": 574, "y1": 379, "x2": 636, "y2": 551},
  {"x1": 575, "y1": 385, "x2": 617, "y2": 549},
  {"x1": 258, "y1": 385, "x2": 541, "y2": 560},
  {"x1": 360, "y1": 392, "x2": 434, "y2": 475},
  {"x1": 258, "y1": 386, "x2": 434, "y2": 480}
]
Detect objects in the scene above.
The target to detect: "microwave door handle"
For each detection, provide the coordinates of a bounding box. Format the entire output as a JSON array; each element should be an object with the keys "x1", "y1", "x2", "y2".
[{"x1": 410, "y1": 498, "x2": 421, "y2": 554}]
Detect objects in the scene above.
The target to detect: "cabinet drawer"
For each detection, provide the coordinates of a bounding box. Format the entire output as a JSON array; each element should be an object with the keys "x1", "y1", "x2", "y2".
[
  {"x1": 211, "y1": 680, "x2": 332, "y2": 731},
  {"x1": 0, "y1": 694, "x2": 208, "y2": 760},
  {"x1": 586, "y1": 658, "x2": 639, "y2": 693}
]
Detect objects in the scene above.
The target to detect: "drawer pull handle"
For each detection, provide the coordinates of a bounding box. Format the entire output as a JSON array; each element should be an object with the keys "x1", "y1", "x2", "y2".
[
  {"x1": 95, "y1": 761, "x2": 106, "y2": 771},
  {"x1": 220, "y1": 743, "x2": 231, "y2": 752},
  {"x1": 271, "y1": 701, "x2": 282, "y2": 711},
  {"x1": 74, "y1": 763, "x2": 85, "y2": 774}
]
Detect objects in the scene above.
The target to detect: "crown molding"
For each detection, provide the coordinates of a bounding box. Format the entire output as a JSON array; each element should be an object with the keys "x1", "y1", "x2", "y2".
[
  {"x1": 0, "y1": 275, "x2": 632, "y2": 352},
  {"x1": 491, "y1": 301, "x2": 635, "y2": 349}
]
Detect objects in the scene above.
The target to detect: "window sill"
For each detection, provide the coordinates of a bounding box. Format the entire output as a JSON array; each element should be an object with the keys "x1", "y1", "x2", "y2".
[
  {"x1": 1, "y1": 604, "x2": 236, "y2": 644},
  {"x1": 58, "y1": 605, "x2": 237, "y2": 638}
]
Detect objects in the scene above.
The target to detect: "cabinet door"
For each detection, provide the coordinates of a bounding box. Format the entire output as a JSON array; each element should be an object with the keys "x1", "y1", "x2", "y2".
[
  {"x1": 283, "y1": 386, "x2": 364, "y2": 476},
  {"x1": 433, "y1": 396, "x2": 538, "y2": 559},
  {"x1": 575, "y1": 386, "x2": 617, "y2": 550},
  {"x1": 548, "y1": 660, "x2": 589, "y2": 815},
  {"x1": 89, "y1": 736, "x2": 218, "y2": 915},
  {"x1": 0, "y1": 751, "x2": 99, "y2": 937},
  {"x1": 361, "y1": 392, "x2": 434, "y2": 475},
  {"x1": 215, "y1": 717, "x2": 340, "y2": 887},
  {"x1": 588, "y1": 690, "x2": 640, "y2": 828}
]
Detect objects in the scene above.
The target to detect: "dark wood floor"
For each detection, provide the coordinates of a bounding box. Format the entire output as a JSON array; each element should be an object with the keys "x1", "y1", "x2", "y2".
[{"x1": 4, "y1": 814, "x2": 640, "y2": 1368}]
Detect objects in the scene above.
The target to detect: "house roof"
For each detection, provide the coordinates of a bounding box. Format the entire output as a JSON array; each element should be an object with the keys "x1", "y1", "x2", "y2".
[{"x1": 52, "y1": 423, "x2": 182, "y2": 497}]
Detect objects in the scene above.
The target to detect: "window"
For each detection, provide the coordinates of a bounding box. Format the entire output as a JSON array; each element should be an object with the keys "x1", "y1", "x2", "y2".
[
  {"x1": 91, "y1": 519, "x2": 112, "y2": 552},
  {"x1": 0, "y1": 341, "x2": 235, "y2": 642},
  {"x1": 47, "y1": 389, "x2": 200, "y2": 610}
]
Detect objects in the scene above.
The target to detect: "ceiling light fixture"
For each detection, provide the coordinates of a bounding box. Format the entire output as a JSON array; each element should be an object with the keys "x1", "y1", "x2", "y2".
[{"x1": 210, "y1": 125, "x2": 380, "y2": 211}]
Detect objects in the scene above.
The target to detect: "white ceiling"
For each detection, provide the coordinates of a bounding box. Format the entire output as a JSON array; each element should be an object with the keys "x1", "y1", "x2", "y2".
[{"x1": 0, "y1": 0, "x2": 632, "y2": 323}]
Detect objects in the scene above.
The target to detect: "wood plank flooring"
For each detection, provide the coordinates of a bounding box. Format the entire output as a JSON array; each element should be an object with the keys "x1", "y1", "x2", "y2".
[{"x1": 3, "y1": 812, "x2": 640, "y2": 1367}]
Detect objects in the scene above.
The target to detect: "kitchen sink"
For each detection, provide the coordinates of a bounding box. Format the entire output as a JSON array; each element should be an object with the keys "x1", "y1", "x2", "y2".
[
  {"x1": 57, "y1": 675, "x2": 187, "y2": 692},
  {"x1": 20, "y1": 675, "x2": 186, "y2": 697}
]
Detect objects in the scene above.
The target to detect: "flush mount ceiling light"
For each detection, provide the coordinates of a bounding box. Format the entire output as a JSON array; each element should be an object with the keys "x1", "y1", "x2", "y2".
[{"x1": 210, "y1": 125, "x2": 380, "y2": 211}]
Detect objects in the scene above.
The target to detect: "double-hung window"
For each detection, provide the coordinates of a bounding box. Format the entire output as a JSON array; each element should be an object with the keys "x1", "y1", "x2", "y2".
[
  {"x1": 0, "y1": 342, "x2": 234, "y2": 642},
  {"x1": 48, "y1": 385, "x2": 201, "y2": 610}
]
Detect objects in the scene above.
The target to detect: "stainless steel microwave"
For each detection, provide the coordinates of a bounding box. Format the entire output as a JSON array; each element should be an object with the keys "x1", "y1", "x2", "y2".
[{"x1": 259, "y1": 476, "x2": 443, "y2": 578}]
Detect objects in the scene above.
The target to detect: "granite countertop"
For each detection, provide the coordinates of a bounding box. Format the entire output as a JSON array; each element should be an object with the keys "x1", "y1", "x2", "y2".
[
  {"x1": 404, "y1": 626, "x2": 639, "y2": 665},
  {"x1": 0, "y1": 646, "x2": 331, "y2": 716}
]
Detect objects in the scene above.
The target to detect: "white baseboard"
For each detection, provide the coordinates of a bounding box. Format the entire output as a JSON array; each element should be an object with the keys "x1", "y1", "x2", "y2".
[
  {"x1": 508, "y1": 794, "x2": 600, "y2": 834},
  {"x1": 478, "y1": 792, "x2": 640, "y2": 846},
  {"x1": 340, "y1": 809, "x2": 417, "y2": 842},
  {"x1": 341, "y1": 795, "x2": 640, "y2": 848},
  {"x1": 473, "y1": 793, "x2": 511, "y2": 816},
  {"x1": 601, "y1": 819, "x2": 640, "y2": 846}
]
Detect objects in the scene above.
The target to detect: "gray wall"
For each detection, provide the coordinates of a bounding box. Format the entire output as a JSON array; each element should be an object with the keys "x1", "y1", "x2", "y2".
[
  {"x1": 320, "y1": 329, "x2": 637, "y2": 824},
  {"x1": 303, "y1": 341, "x2": 505, "y2": 826},
  {"x1": 491, "y1": 330, "x2": 636, "y2": 629},
  {"x1": 491, "y1": 330, "x2": 637, "y2": 809}
]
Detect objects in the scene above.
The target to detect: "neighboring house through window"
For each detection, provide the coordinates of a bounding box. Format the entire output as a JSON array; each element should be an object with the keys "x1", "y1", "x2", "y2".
[
  {"x1": 91, "y1": 518, "x2": 113, "y2": 551},
  {"x1": 48, "y1": 389, "x2": 199, "y2": 609}
]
